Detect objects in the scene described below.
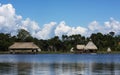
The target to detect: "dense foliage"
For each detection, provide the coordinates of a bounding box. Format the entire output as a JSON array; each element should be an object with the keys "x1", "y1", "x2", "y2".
[{"x1": 0, "y1": 29, "x2": 120, "y2": 52}]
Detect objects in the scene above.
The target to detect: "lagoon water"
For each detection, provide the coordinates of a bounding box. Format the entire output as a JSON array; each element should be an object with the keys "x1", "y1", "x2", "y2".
[{"x1": 0, "y1": 54, "x2": 120, "y2": 75}]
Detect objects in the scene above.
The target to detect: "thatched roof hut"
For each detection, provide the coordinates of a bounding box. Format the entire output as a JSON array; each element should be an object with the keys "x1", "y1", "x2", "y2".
[
  {"x1": 9, "y1": 42, "x2": 39, "y2": 49},
  {"x1": 9, "y1": 42, "x2": 40, "y2": 53},
  {"x1": 76, "y1": 45, "x2": 85, "y2": 50},
  {"x1": 76, "y1": 45, "x2": 85, "y2": 53},
  {"x1": 84, "y1": 41, "x2": 97, "y2": 50},
  {"x1": 84, "y1": 41, "x2": 98, "y2": 53}
]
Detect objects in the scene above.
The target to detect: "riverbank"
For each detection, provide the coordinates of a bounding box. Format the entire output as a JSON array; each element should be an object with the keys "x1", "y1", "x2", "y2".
[
  {"x1": 0, "y1": 51, "x2": 71, "y2": 54},
  {"x1": 0, "y1": 50, "x2": 120, "y2": 54},
  {"x1": 97, "y1": 50, "x2": 120, "y2": 54}
]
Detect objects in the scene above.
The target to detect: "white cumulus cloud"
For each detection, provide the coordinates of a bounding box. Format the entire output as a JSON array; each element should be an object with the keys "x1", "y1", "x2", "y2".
[
  {"x1": 0, "y1": 3, "x2": 40, "y2": 36},
  {"x1": 34, "y1": 22, "x2": 57, "y2": 39},
  {"x1": 55, "y1": 21, "x2": 71, "y2": 36},
  {"x1": 0, "y1": 4, "x2": 19, "y2": 34},
  {"x1": 55, "y1": 21, "x2": 87, "y2": 37},
  {"x1": 88, "y1": 18, "x2": 120, "y2": 35},
  {"x1": 88, "y1": 21, "x2": 100, "y2": 31},
  {"x1": 104, "y1": 18, "x2": 120, "y2": 34},
  {"x1": 0, "y1": 3, "x2": 120, "y2": 39}
]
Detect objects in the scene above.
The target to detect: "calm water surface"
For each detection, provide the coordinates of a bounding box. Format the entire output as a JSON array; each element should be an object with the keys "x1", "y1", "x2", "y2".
[{"x1": 0, "y1": 54, "x2": 120, "y2": 75}]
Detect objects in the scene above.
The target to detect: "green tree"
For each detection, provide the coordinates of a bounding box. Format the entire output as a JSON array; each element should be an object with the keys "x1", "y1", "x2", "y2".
[
  {"x1": 0, "y1": 33, "x2": 14, "y2": 51},
  {"x1": 48, "y1": 36, "x2": 63, "y2": 52},
  {"x1": 109, "y1": 31, "x2": 115, "y2": 37},
  {"x1": 17, "y1": 29, "x2": 31, "y2": 42}
]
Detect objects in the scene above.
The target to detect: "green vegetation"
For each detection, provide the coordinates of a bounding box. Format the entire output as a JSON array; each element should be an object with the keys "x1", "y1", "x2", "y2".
[{"x1": 0, "y1": 29, "x2": 120, "y2": 54}]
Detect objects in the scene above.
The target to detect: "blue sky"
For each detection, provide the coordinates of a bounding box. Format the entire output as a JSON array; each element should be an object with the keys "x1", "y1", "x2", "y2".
[
  {"x1": 0, "y1": 0, "x2": 120, "y2": 39},
  {"x1": 1, "y1": 0, "x2": 120, "y2": 27}
]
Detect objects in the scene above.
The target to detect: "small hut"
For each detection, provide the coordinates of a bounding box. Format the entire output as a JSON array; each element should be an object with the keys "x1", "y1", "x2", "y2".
[
  {"x1": 76, "y1": 45, "x2": 85, "y2": 53},
  {"x1": 84, "y1": 41, "x2": 98, "y2": 53},
  {"x1": 70, "y1": 47, "x2": 74, "y2": 53},
  {"x1": 107, "y1": 47, "x2": 111, "y2": 53},
  {"x1": 9, "y1": 42, "x2": 40, "y2": 54}
]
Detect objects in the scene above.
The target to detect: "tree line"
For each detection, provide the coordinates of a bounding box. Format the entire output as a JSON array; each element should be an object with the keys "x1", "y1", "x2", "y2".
[{"x1": 0, "y1": 29, "x2": 120, "y2": 52}]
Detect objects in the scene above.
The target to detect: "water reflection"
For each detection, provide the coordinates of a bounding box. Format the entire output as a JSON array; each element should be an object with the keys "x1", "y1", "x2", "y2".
[
  {"x1": 0, "y1": 54, "x2": 120, "y2": 75},
  {"x1": 17, "y1": 63, "x2": 32, "y2": 75},
  {"x1": 0, "y1": 62, "x2": 120, "y2": 75}
]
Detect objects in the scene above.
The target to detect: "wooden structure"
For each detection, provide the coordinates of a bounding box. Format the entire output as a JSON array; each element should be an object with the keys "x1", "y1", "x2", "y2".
[
  {"x1": 84, "y1": 41, "x2": 98, "y2": 53},
  {"x1": 76, "y1": 45, "x2": 85, "y2": 53},
  {"x1": 9, "y1": 42, "x2": 40, "y2": 54}
]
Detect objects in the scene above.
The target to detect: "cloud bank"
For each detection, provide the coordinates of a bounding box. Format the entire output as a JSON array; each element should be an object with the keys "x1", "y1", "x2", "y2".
[{"x1": 0, "y1": 4, "x2": 120, "y2": 39}]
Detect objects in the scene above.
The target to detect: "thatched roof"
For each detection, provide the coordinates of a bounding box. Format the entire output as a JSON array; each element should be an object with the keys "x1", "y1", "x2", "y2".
[
  {"x1": 9, "y1": 42, "x2": 39, "y2": 49},
  {"x1": 84, "y1": 41, "x2": 98, "y2": 50},
  {"x1": 76, "y1": 45, "x2": 85, "y2": 49}
]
